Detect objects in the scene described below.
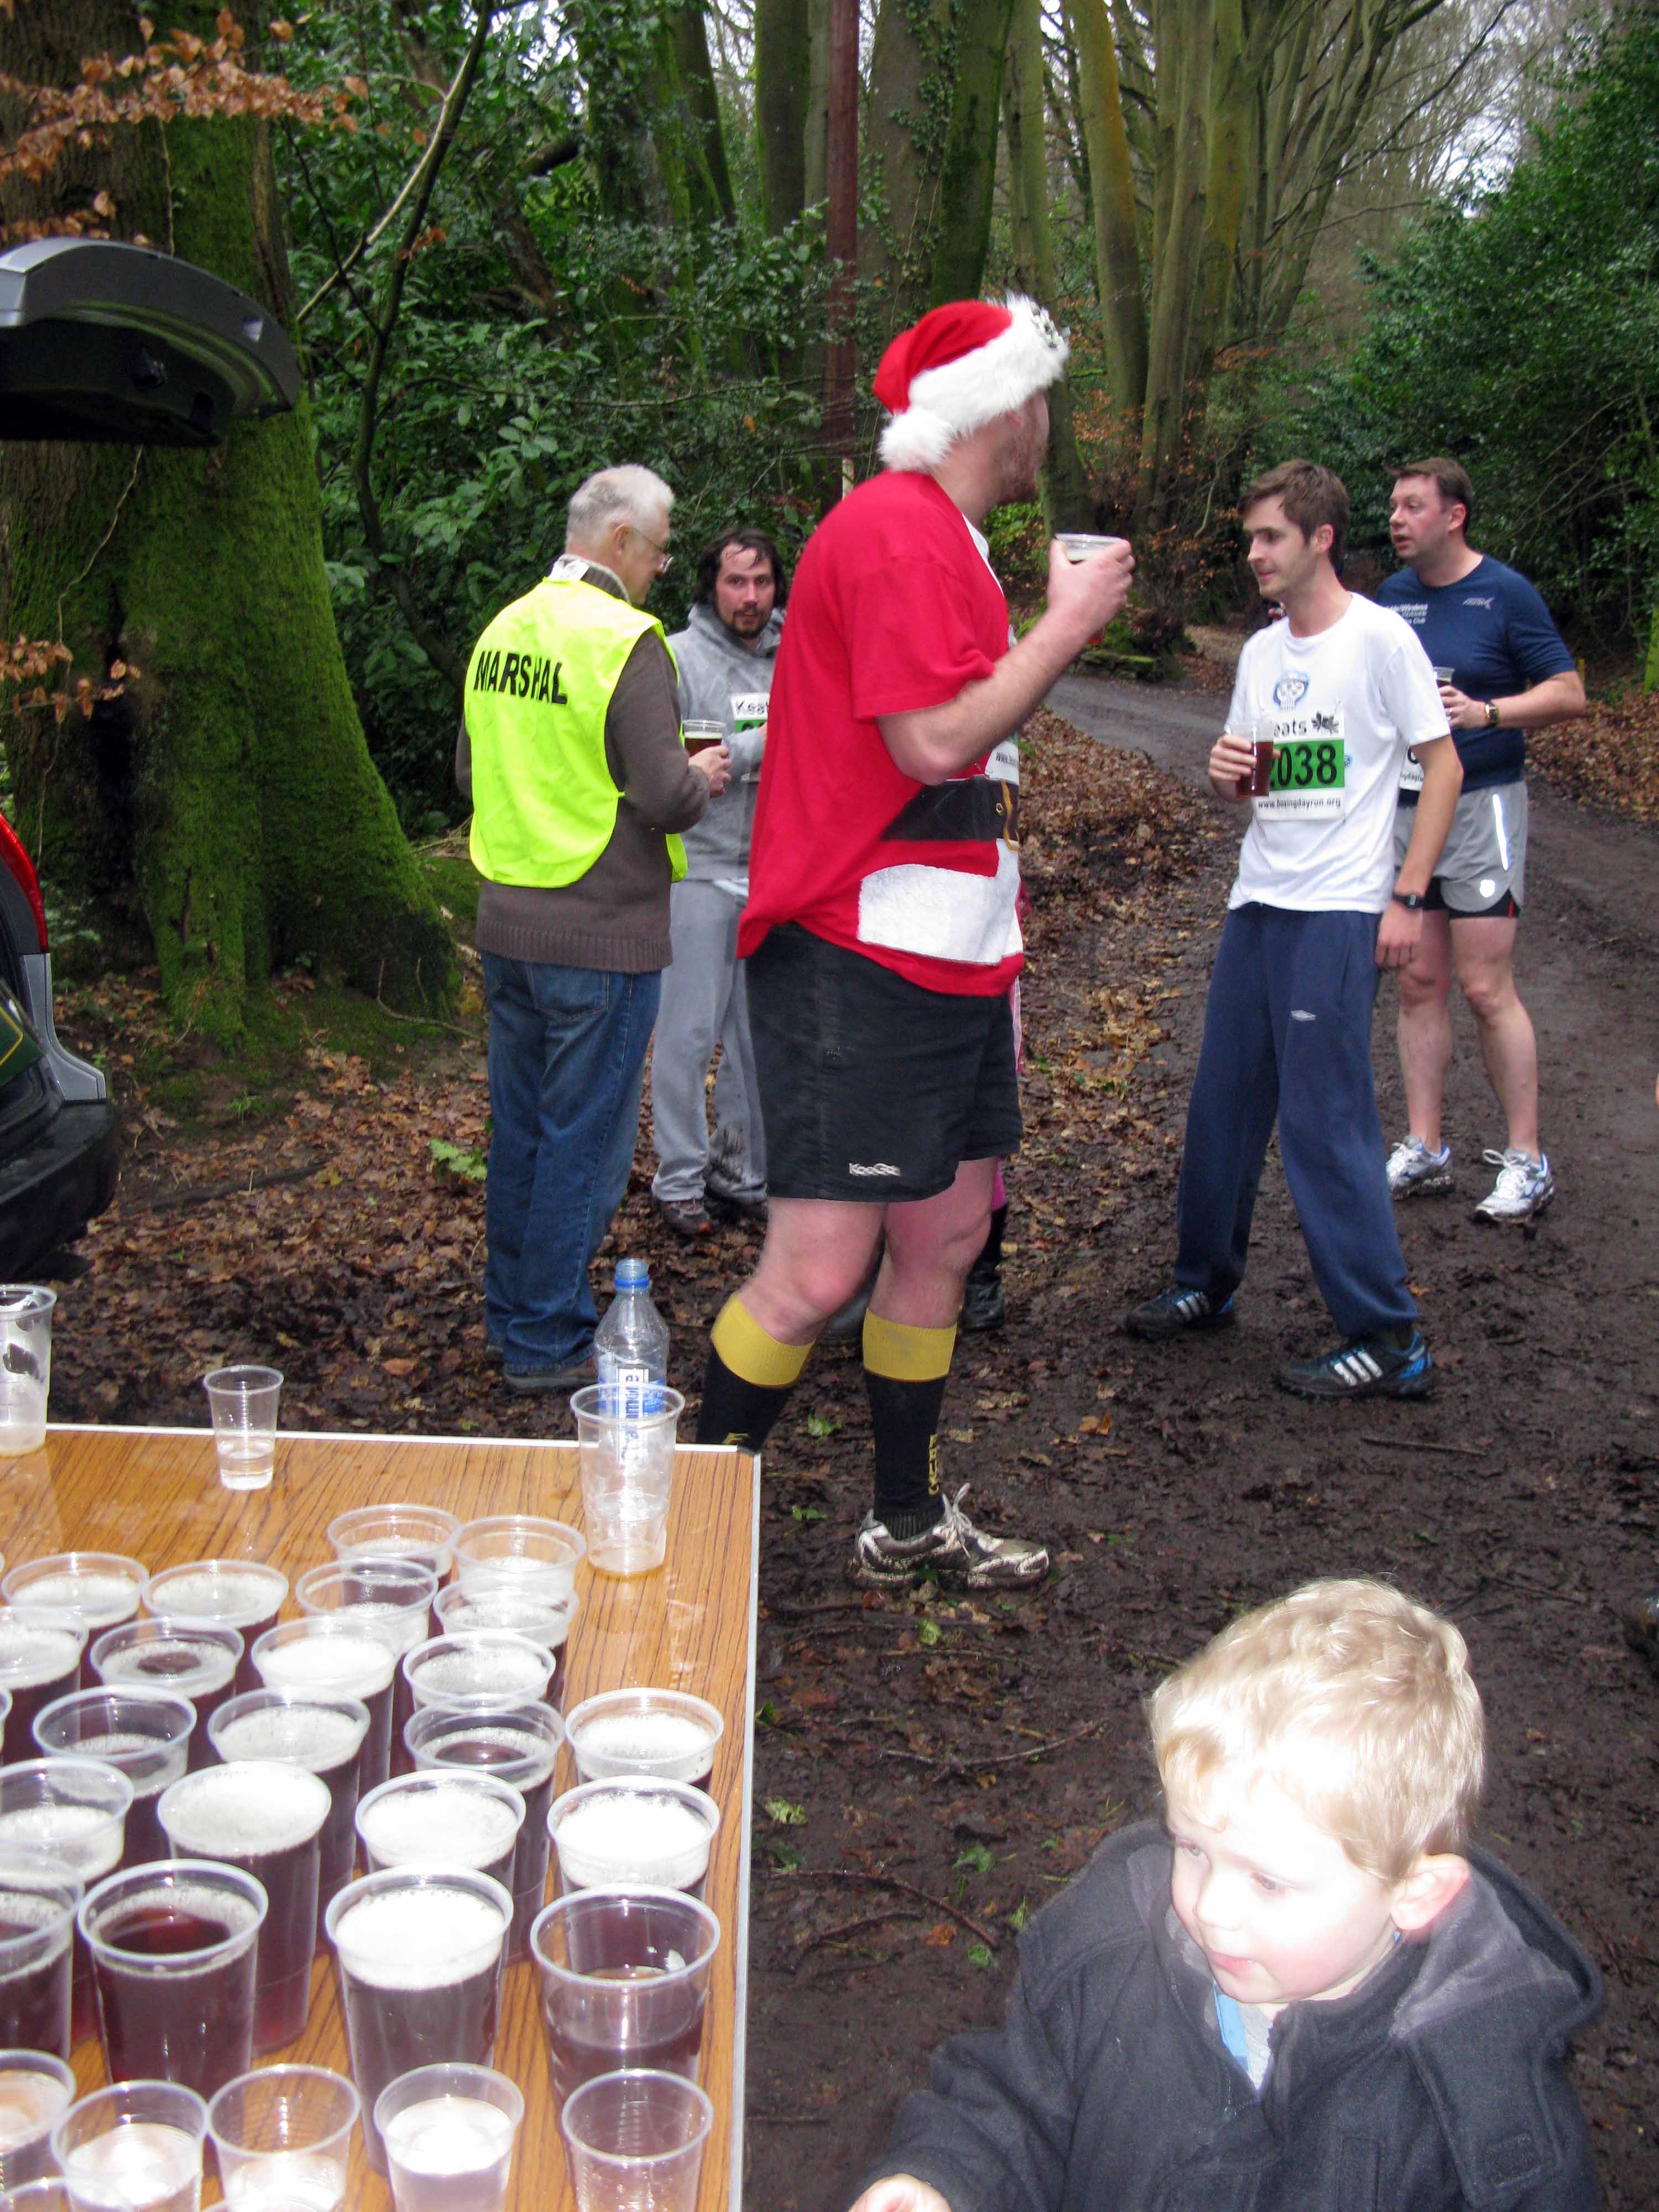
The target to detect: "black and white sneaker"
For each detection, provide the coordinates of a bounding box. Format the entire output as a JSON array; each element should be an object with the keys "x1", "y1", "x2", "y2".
[
  {"x1": 1276, "y1": 1330, "x2": 1434, "y2": 1401},
  {"x1": 849, "y1": 1485, "x2": 1048, "y2": 1591},
  {"x1": 1123, "y1": 1286, "x2": 1235, "y2": 1341}
]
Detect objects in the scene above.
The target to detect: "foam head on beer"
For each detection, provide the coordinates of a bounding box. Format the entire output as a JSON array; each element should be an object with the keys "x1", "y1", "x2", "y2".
[
  {"x1": 159, "y1": 1764, "x2": 331, "y2": 1858},
  {"x1": 211, "y1": 1702, "x2": 367, "y2": 1772},
  {"x1": 356, "y1": 1780, "x2": 522, "y2": 1871},
  {"x1": 254, "y1": 1628, "x2": 395, "y2": 1699},
  {"x1": 331, "y1": 1882, "x2": 508, "y2": 1989},
  {"x1": 551, "y1": 1786, "x2": 715, "y2": 1891}
]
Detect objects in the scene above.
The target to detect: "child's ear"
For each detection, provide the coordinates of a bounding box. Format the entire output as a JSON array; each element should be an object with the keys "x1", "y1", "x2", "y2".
[{"x1": 1391, "y1": 1853, "x2": 1470, "y2": 1935}]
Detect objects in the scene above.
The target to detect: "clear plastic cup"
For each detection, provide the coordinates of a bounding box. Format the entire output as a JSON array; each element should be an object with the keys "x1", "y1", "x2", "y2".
[
  {"x1": 547, "y1": 1778, "x2": 719, "y2": 1901},
  {"x1": 559, "y1": 2069, "x2": 712, "y2": 2212},
  {"x1": 90, "y1": 1624, "x2": 242, "y2": 1771},
  {"x1": 680, "y1": 719, "x2": 724, "y2": 757},
  {"x1": 78, "y1": 1861, "x2": 267, "y2": 2099},
  {"x1": 0, "y1": 2053, "x2": 74, "y2": 2190},
  {"x1": 431, "y1": 1586, "x2": 579, "y2": 1710},
  {"x1": 206, "y1": 1691, "x2": 369, "y2": 1950},
  {"x1": 0, "y1": 2179, "x2": 74, "y2": 2211},
  {"x1": 295, "y1": 1562, "x2": 438, "y2": 1782},
  {"x1": 0, "y1": 1292, "x2": 54, "y2": 1460},
  {"x1": 564, "y1": 1691, "x2": 724, "y2": 1793},
  {"x1": 452, "y1": 1517, "x2": 585, "y2": 1605},
  {"x1": 0, "y1": 1616, "x2": 85, "y2": 1767},
  {"x1": 156, "y1": 1766, "x2": 329, "y2": 2053},
  {"x1": 0, "y1": 1858, "x2": 80, "y2": 2062},
  {"x1": 251, "y1": 1620, "x2": 396, "y2": 1797},
  {"x1": 570, "y1": 1385, "x2": 684, "y2": 1577},
  {"x1": 327, "y1": 1507, "x2": 460, "y2": 1582},
  {"x1": 32, "y1": 1691, "x2": 195, "y2": 1867},
  {"x1": 530, "y1": 1890, "x2": 719, "y2": 2112},
  {"x1": 403, "y1": 1632, "x2": 555, "y2": 1719},
  {"x1": 51, "y1": 2079, "x2": 207, "y2": 2212},
  {"x1": 201, "y1": 1368, "x2": 282, "y2": 1493},
  {"x1": 354, "y1": 1773, "x2": 523, "y2": 1893},
  {"x1": 325, "y1": 1868, "x2": 512, "y2": 2173},
  {"x1": 1055, "y1": 531, "x2": 1127, "y2": 562},
  {"x1": 205, "y1": 2064, "x2": 359, "y2": 2212},
  {"x1": 0, "y1": 1763, "x2": 130, "y2": 2053},
  {"x1": 3, "y1": 1557, "x2": 145, "y2": 1642},
  {"x1": 140, "y1": 1564, "x2": 288, "y2": 1698},
  {"x1": 374, "y1": 2064, "x2": 523, "y2": 2212},
  {"x1": 403, "y1": 1704, "x2": 562, "y2": 1963}
]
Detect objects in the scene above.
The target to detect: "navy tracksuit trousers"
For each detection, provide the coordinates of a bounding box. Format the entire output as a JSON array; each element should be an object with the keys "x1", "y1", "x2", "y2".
[{"x1": 1174, "y1": 904, "x2": 1416, "y2": 1339}]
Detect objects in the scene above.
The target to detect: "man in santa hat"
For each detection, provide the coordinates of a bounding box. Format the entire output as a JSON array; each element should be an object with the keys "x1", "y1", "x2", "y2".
[{"x1": 693, "y1": 294, "x2": 1132, "y2": 1590}]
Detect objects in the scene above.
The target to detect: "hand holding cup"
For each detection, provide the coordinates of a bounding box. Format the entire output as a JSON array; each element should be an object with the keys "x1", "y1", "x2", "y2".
[
  {"x1": 688, "y1": 743, "x2": 731, "y2": 796},
  {"x1": 1047, "y1": 534, "x2": 1133, "y2": 644},
  {"x1": 1209, "y1": 726, "x2": 1260, "y2": 802}
]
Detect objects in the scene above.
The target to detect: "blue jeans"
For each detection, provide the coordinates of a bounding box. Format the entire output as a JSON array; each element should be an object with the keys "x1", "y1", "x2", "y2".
[{"x1": 482, "y1": 954, "x2": 661, "y2": 1373}]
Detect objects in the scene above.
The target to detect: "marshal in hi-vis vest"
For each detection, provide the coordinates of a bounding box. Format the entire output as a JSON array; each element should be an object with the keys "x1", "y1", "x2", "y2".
[{"x1": 466, "y1": 574, "x2": 685, "y2": 887}]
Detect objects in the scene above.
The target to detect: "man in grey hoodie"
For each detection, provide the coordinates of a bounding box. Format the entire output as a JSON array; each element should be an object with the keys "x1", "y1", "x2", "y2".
[{"x1": 651, "y1": 529, "x2": 787, "y2": 1236}]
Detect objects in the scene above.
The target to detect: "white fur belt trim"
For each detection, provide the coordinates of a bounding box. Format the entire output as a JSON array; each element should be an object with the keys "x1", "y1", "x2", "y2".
[{"x1": 856, "y1": 846, "x2": 1022, "y2": 967}]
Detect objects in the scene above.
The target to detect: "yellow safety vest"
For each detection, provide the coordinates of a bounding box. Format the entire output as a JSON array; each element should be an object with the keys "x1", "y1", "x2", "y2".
[{"x1": 466, "y1": 574, "x2": 685, "y2": 886}]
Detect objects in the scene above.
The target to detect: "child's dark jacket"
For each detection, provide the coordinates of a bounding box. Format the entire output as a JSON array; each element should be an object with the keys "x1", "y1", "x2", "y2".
[{"x1": 860, "y1": 1820, "x2": 1601, "y2": 2212}]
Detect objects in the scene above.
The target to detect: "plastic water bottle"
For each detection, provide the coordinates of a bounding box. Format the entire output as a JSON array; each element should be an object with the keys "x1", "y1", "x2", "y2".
[{"x1": 593, "y1": 1259, "x2": 669, "y2": 1387}]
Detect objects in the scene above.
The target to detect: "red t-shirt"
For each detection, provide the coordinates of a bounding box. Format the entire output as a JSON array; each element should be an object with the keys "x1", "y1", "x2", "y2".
[{"x1": 739, "y1": 471, "x2": 1023, "y2": 998}]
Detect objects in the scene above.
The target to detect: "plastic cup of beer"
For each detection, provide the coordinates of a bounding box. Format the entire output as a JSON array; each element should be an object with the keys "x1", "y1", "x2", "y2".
[
  {"x1": 77, "y1": 1860, "x2": 267, "y2": 2098},
  {"x1": 548, "y1": 1779, "x2": 719, "y2": 1902},
  {"x1": 0, "y1": 1763, "x2": 130, "y2": 2053},
  {"x1": 0, "y1": 1616, "x2": 86, "y2": 1766},
  {"x1": 251, "y1": 1619, "x2": 397, "y2": 1797},
  {"x1": 431, "y1": 1585, "x2": 579, "y2": 1710},
  {"x1": 1054, "y1": 531, "x2": 1126, "y2": 563},
  {"x1": 32, "y1": 1692, "x2": 195, "y2": 1868},
  {"x1": 0, "y1": 2052, "x2": 73, "y2": 2189},
  {"x1": 375, "y1": 2064, "x2": 523, "y2": 2212},
  {"x1": 140, "y1": 1563, "x2": 288, "y2": 1698},
  {"x1": 200, "y1": 1368, "x2": 282, "y2": 1493},
  {"x1": 3, "y1": 1557, "x2": 145, "y2": 1666},
  {"x1": 0, "y1": 1859, "x2": 80, "y2": 2062},
  {"x1": 325, "y1": 1867, "x2": 512, "y2": 2174},
  {"x1": 206, "y1": 1691, "x2": 369, "y2": 1949},
  {"x1": 90, "y1": 1624, "x2": 242, "y2": 1772},
  {"x1": 560, "y1": 2069, "x2": 712, "y2": 2212},
  {"x1": 530, "y1": 1889, "x2": 719, "y2": 2113},
  {"x1": 354, "y1": 1773, "x2": 524, "y2": 1896},
  {"x1": 565, "y1": 1691, "x2": 724, "y2": 1795},
  {"x1": 680, "y1": 719, "x2": 724, "y2": 758},
  {"x1": 156, "y1": 1765, "x2": 329, "y2": 2053},
  {"x1": 1225, "y1": 716, "x2": 1274, "y2": 797},
  {"x1": 452, "y1": 1517, "x2": 585, "y2": 1606},
  {"x1": 205, "y1": 2064, "x2": 359, "y2": 2212},
  {"x1": 403, "y1": 1632, "x2": 555, "y2": 1721},
  {"x1": 0, "y1": 1291, "x2": 54, "y2": 1461},
  {"x1": 569, "y1": 1385, "x2": 684, "y2": 1577},
  {"x1": 404, "y1": 1704, "x2": 563, "y2": 1962},
  {"x1": 295, "y1": 1561, "x2": 437, "y2": 1778},
  {"x1": 327, "y1": 1506, "x2": 460, "y2": 1583},
  {"x1": 51, "y1": 2079, "x2": 207, "y2": 2212}
]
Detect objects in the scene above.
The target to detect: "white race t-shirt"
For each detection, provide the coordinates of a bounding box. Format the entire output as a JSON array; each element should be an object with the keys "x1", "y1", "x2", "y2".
[{"x1": 1224, "y1": 596, "x2": 1448, "y2": 914}]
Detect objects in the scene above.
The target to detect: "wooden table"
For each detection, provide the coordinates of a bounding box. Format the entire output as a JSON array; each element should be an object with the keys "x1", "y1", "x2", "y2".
[{"x1": 0, "y1": 1423, "x2": 758, "y2": 2211}]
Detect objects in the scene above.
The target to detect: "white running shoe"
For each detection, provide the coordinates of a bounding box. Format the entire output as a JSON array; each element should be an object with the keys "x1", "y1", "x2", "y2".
[
  {"x1": 1474, "y1": 1147, "x2": 1554, "y2": 1222},
  {"x1": 849, "y1": 1485, "x2": 1049, "y2": 1591},
  {"x1": 1386, "y1": 1135, "x2": 1453, "y2": 1198}
]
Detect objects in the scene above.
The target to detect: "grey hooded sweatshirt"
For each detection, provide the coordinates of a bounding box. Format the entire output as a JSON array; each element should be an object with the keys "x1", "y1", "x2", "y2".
[{"x1": 666, "y1": 599, "x2": 782, "y2": 883}]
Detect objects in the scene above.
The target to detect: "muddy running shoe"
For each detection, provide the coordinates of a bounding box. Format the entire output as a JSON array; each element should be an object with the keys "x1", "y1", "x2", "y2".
[
  {"x1": 1276, "y1": 1330, "x2": 1434, "y2": 1401},
  {"x1": 1123, "y1": 1286, "x2": 1235, "y2": 1341},
  {"x1": 959, "y1": 1267, "x2": 1005, "y2": 1333},
  {"x1": 1473, "y1": 1148, "x2": 1554, "y2": 1222},
  {"x1": 655, "y1": 1194, "x2": 713, "y2": 1239},
  {"x1": 1386, "y1": 1135, "x2": 1453, "y2": 1198},
  {"x1": 849, "y1": 1484, "x2": 1048, "y2": 1591}
]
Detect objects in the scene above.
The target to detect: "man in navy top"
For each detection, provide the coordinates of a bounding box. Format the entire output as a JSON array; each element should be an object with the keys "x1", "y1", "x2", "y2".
[{"x1": 1376, "y1": 457, "x2": 1584, "y2": 1222}]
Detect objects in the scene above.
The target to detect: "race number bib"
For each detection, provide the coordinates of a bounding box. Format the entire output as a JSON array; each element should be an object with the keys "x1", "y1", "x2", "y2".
[
  {"x1": 1254, "y1": 712, "x2": 1347, "y2": 820},
  {"x1": 1399, "y1": 747, "x2": 1425, "y2": 795},
  {"x1": 729, "y1": 690, "x2": 769, "y2": 733}
]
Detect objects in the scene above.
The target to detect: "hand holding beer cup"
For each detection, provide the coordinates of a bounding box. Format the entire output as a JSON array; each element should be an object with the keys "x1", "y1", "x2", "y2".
[
  {"x1": 1209, "y1": 724, "x2": 1262, "y2": 802},
  {"x1": 1046, "y1": 531, "x2": 1134, "y2": 642},
  {"x1": 687, "y1": 741, "x2": 731, "y2": 796}
]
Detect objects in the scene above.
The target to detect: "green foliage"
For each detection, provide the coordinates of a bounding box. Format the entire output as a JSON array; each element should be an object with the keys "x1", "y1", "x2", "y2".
[
  {"x1": 1290, "y1": 13, "x2": 1659, "y2": 644},
  {"x1": 429, "y1": 1137, "x2": 487, "y2": 1182}
]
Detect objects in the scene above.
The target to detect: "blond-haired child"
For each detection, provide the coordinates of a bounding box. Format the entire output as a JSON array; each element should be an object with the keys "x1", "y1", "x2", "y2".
[{"x1": 848, "y1": 1578, "x2": 1600, "y2": 2212}]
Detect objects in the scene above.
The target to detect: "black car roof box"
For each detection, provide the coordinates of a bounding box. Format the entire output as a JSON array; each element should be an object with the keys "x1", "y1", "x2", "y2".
[{"x1": 0, "y1": 237, "x2": 300, "y2": 446}]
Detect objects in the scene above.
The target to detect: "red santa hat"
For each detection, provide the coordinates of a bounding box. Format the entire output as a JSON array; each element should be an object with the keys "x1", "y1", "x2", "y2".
[{"x1": 874, "y1": 294, "x2": 1069, "y2": 472}]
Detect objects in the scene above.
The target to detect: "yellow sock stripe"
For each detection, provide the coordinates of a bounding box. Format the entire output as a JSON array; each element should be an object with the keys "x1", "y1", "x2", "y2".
[
  {"x1": 862, "y1": 1313, "x2": 957, "y2": 1382},
  {"x1": 711, "y1": 1298, "x2": 814, "y2": 1390}
]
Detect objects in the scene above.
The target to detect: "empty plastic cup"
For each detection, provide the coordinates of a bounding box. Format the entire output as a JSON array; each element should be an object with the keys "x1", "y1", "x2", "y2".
[
  {"x1": 559, "y1": 2069, "x2": 712, "y2": 2212},
  {"x1": 374, "y1": 2064, "x2": 523, "y2": 2212},
  {"x1": 205, "y1": 2063, "x2": 359, "y2": 2212},
  {"x1": 570, "y1": 1385, "x2": 684, "y2": 1577},
  {"x1": 327, "y1": 1506, "x2": 460, "y2": 1582},
  {"x1": 0, "y1": 1292, "x2": 54, "y2": 1459},
  {"x1": 201, "y1": 1368, "x2": 283, "y2": 1492},
  {"x1": 452, "y1": 1518, "x2": 585, "y2": 1604}
]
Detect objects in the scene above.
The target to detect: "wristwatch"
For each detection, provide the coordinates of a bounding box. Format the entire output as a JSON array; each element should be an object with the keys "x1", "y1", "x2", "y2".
[
  {"x1": 1391, "y1": 890, "x2": 1426, "y2": 910},
  {"x1": 1485, "y1": 701, "x2": 1501, "y2": 729}
]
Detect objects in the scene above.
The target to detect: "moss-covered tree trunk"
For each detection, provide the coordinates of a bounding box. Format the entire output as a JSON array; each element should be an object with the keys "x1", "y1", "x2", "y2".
[{"x1": 0, "y1": 0, "x2": 455, "y2": 1044}]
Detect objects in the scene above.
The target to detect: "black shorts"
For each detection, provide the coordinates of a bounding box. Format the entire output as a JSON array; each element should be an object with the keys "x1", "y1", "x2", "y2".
[{"x1": 747, "y1": 924, "x2": 1021, "y2": 1203}]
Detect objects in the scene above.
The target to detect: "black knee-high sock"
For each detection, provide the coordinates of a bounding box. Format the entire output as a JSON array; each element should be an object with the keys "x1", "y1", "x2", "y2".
[
  {"x1": 863, "y1": 1314, "x2": 955, "y2": 1537},
  {"x1": 693, "y1": 1297, "x2": 813, "y2": 1449}
]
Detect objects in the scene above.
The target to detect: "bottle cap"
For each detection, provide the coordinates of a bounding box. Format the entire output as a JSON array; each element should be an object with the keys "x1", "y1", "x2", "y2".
[{"x1": 614, "y1": 1259, "x2": 649, "y2": 1290}]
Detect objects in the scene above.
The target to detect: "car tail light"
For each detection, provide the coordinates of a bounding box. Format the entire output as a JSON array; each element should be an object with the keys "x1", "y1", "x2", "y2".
[{"x1": 0, "y1": 812, "x2": 49, "y2": 954}]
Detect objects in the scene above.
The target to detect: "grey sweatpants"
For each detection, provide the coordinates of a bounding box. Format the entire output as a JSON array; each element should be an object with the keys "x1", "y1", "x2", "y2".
[{"x1": 650, "y1": 878, "x2": 767, "y2": 1204}]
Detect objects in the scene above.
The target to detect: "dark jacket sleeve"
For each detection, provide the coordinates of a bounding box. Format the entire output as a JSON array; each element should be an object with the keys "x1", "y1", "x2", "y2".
[{"x1": 605, "y1": 633, "x2": 708, "y2": 834}]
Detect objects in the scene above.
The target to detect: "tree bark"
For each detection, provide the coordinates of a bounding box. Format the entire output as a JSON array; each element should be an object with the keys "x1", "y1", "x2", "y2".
[
  {"x1": 661, "y1": 0, "x2": 738, "y2": 228},
  {"x1": 926, "y1": 0, "x2": 1017, "y2": 306},
  {"x1": 1135, "y1": 0, "x2": 1214, "y2": 529},
  {"x1": 755, "y1": 0, "x2": 810, "y2": 229},
  {"x1": 0, "y1": 0, "x2": 456, "y2": 1041},
  {"x1": 1065, "y1": 0, "x2": 1146, "y2": 409},
  {"x1": 863, "y1": 0, "x2": 953, "y2": 341}
]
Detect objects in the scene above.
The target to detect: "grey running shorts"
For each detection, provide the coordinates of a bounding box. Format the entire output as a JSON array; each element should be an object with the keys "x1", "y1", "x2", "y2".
[{"x1": 1394, "y1": 780, "x2": 1527, "y2": 917}]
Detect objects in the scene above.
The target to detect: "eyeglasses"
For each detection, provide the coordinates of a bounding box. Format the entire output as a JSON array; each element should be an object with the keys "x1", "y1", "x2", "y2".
[{"x1": 627, "y1": 525, "x2": 674, "y2": 575}]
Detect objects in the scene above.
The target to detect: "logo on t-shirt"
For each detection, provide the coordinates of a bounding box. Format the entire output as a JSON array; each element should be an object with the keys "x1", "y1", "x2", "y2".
[
  {"x1": 1462, "y1": 596, "x2": 1494, "y2": 609},
  {"x1": 1272, "y1": 671, "x2": 1310, "y2": 708}
]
